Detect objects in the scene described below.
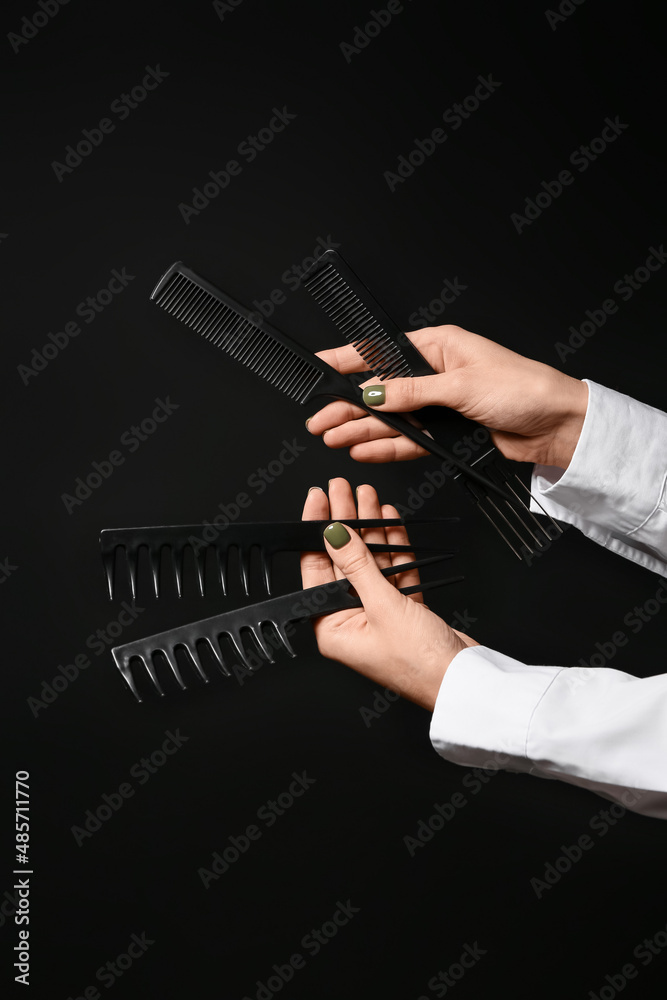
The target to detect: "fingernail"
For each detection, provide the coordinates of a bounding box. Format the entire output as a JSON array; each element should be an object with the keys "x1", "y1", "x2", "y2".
[
  {"x1": 308, "y1": 486, "x2": 323, "y2": 493},
  {"x1": 363, "y1": 385, "x2": 385, "y2": 406},
  {"x1": 305, "y1": 417, "x2": 313, "y2": 432},
  {"x1": 323, "y1": 522, "x2": 350, "y2": 549}
]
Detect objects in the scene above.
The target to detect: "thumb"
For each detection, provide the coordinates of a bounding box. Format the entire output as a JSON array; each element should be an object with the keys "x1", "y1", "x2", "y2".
[
  {"x1": 322, "y1": 522, "x2": 402, "y2": 619},
  {"x1": 361, "y1": 373, "x2": 456, "y2": 412}
]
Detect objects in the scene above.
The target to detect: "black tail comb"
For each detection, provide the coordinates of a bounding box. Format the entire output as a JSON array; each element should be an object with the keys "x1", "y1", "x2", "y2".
[
  {"x1": 111, "y1": 555, "x2": 463, "y2": 702},
  {"x1": 100, "y1": 517, "x2": 459, "y2": 599}
]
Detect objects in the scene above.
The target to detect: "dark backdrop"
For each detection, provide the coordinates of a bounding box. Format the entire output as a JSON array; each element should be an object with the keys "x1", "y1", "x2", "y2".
[{"x1": 2, "y1": 1, "x2": 667, "y2": 998}]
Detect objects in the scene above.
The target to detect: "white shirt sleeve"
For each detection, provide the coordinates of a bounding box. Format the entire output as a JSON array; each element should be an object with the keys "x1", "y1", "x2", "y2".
[{"x1": 429, "y1": 379, "x2": 667, "y2": 819}]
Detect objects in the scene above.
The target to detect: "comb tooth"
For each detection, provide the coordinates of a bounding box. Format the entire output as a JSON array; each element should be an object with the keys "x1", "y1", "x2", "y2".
[
  {"x1": 103, "y1": 548, "x2": 115, "y2": 600},
  {"x1": 141, "y1": 653, "x2": 165, "y2": 697},
  {"x1": 172, "y1": 543, "x2": 185, "y2": 597},
  {"x1": 166, "y1": 279, "x2": 199, "y2": 315},
  {"x1": 226, "y1": 627, "x2": 253, "y2": 669},
  {"x1": 272, "y1": 621, "x2": 297, "y2": 657},
  {"x1": 193, "y1": 546, "x2": 206, "y2": 597},
  {"x1": 260, "y1": 549, "x2": 272, "y2": 594},
  {"x1": 216, "y1": 547, "x2": 228, "y2": 596},
  {"x1": 157, "y1": 273, "x2": 188, "y2": 309},
  {"x1": 113, "y1": 652, "x2": 144, "y2": 702},
  {"x1": 149, "y1": 545, "x2": 161, "y2": 598},
  {"x1": 181, "y1": 642, "x2": 205, "y2": 680},
  {"x1": 249, "y1": 625, "x2": 275, "y2": 663},
  {"x1": 238, "y1": 546, "x2": 250, "y2": 596},
  {"x1": 125, "y1": 544, "x2": 139, "y2": 600},
  {"x1": 203, "y1": 636, "x2": 228, "y2": 678},
  {"x1": 178, "y1": 286, "x2": 209, "y2": 323},
  {"x1": 160, "y1": 647, "x2": 187, "y2": 690}
]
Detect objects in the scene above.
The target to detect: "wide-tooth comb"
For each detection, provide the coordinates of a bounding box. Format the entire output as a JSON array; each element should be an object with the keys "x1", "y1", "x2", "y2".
[
  {"x1": 302, "y1": 249, "x2": 564, "y2": 561},
  {"x1": 100, "y1": 517, "x2": 459, "y2": 599},
  {"x1": 111, "y1": 555, "x2": 463, "y2": 702},
  {"x1": 150, "y1": 262, "x2": 512, "y2": 503}
]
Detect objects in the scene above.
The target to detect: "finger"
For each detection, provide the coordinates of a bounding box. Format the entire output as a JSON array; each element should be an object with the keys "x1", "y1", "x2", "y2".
[
  {"x1": 381, "y1": 503, "x2": 423, "y2": 603},
  {"x1": 355, "y1": 484, "x2": 392, "y2": 572},
  {"x1": 300, "y1": 486, "x2": 335, "y2": 589},
  {"x1": 315, "y1": 344, "x2": 371, "y2": 374},
  {"x1": 349, "y1": 436, "x2": 430, "y2": 463},
  {"x1": 305, "y1": 399, "x2": 367, "y2": 437},
  {"x1": 327, "y1": 478, "x2": 359, "y2": 580},
  {"x1": 360, "y1": 372, "x2": 462, "y2": 413},
  {"x1": 322, "y1": 521, "x2": 403, "y2": 622}
]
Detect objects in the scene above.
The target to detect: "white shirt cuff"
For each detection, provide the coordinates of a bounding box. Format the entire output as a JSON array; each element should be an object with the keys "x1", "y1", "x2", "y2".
[{"x1": 530, "y1": 379, "x2": 667, "y2": 575}]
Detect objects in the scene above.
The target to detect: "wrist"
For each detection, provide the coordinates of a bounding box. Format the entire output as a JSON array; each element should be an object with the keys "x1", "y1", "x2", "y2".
[{"x1": 541, "y1": 377, "x2": 589, "y2": 470}]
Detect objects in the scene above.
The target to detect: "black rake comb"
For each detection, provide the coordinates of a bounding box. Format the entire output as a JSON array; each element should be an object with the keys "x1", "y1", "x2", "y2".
[
  {"x1": 100, "y1": 517, "x2": 459, "y2": 599},
  {"x1": 150, "y1": 263, "x2": 512, "y2": 503},
  {"x1": 302, "y1": 249, "x2": 564, "y2": 561},
  {"x1": 112, "y1": 555, "x2": 462, "y2": 702}
]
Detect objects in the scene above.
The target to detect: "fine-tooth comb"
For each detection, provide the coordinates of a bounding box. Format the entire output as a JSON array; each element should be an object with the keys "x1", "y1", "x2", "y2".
[
  {"x1": 112, "y1": 555, "x2": 462, "y2": 702},
  {"x1": 302, "y1": 249, "x2": 564, "y2": 561},
  {"x1": 150, "y1": 262, "x2": 512, "y2": 503},
  {"x1": 100, "y1": 517, "x2": 459, "y2": 599}
]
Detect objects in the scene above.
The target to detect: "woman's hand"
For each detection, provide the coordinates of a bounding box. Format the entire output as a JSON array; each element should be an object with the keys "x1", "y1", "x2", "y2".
[
  {"x1": 306, "y1": 325, "x2": 588, "y2": 469},
  {"x1": 300, "y1": 478, "x2": 478, "y2": 711}
]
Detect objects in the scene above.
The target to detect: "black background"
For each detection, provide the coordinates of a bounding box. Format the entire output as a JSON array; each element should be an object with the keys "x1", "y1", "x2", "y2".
[{"x1": 2, "y1": 1, "x2": 667, "y2": 997}]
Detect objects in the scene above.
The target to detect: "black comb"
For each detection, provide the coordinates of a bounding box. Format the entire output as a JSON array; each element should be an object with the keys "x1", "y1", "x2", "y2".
[
  {"x1": 150, "y1": 262, "x2": 512, "y2": 503},
  {"x1": 100, "y1": 517, "x2": 459, "y2": 599},
  {"x1": 303, "y1": 249, "x2": 563, "y2": 561},
  {"x1": 111, "y1": 555, "x2": 462, "y2": 702}
]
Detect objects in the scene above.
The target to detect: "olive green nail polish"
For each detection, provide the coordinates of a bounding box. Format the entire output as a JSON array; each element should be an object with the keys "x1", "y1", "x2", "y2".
[
  {"x1": 363, "y1": 385, "x2": 385, "y2": 406},
  {"x1": 324, "y1": 522, "x2": 350, "y2": 549}
]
